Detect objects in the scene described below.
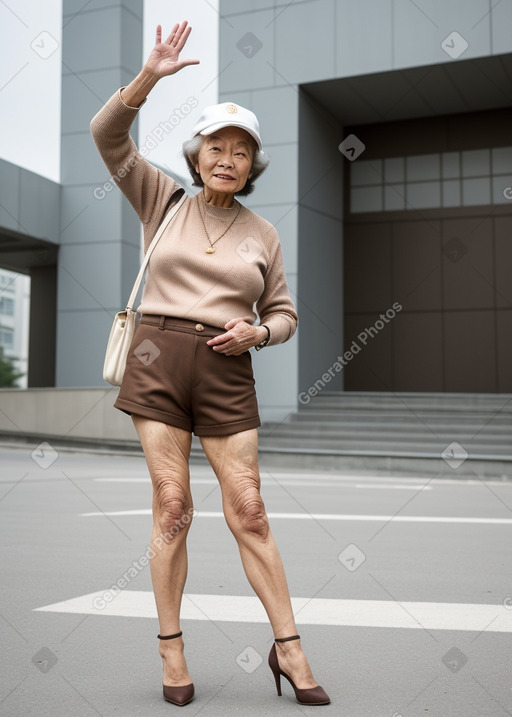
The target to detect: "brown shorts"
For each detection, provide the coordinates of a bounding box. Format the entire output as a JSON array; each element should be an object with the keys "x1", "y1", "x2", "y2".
[{"x1": 114, "y1": 315, "x2": 261, "y2": 436}]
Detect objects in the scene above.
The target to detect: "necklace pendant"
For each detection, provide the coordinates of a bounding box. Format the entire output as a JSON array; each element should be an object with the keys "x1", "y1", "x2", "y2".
[{"x1": 206, "y1": 246, "x2": 216, "y2": 254}]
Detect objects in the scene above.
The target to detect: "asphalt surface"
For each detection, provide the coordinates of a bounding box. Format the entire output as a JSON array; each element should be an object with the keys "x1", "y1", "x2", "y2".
[{"x1": 1, "y1": 444, "x2": 512, "y2": 717}]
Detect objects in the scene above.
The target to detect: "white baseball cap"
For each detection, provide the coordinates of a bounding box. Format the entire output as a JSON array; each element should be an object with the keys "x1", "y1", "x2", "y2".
[{"x1": 191, "y1": 102, "x2": 263, "y2": 151}]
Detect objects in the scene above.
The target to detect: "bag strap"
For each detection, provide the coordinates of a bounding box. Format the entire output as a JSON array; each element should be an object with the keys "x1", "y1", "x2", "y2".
[{"x1": 126, "y1": 190, "x2": 186, "y2": 310}]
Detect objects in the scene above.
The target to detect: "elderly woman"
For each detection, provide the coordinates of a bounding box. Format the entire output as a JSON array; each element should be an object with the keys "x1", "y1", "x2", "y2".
[{"x1": 90, "y1": 21, "x2": 329, "y2": 708}]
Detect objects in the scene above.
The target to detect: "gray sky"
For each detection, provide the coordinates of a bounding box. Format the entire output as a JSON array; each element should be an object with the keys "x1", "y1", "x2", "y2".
[
  {"x1": 0, "y1": 0, "x2": 219, "y2": 183},
  {"x1": 141, "y1": 1, "x2": 220, "y2": 184}
]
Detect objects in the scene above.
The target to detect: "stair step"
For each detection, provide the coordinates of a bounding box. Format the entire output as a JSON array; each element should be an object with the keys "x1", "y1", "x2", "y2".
[
  {"x1": 260, "y1": 429, "x2": 511, "y2": 444},
  {"x1": 259, "y1": 430, "x2": 507, "y2": 445},
  {"x1": 271, "y1": 419, "x2": 512, "y2": 434},
  {"x1": 299, "y1": 398, "x2": 512, "y2": 416},
  {"x1": 258, "y1": 436, "x2": 511, "y2": 457},
  {"x1": 292, "y1": 410, "x2": 512, "y2": 423},
  {"x1": 302, "y1": 391, "x2": 512, "y2": 412}
]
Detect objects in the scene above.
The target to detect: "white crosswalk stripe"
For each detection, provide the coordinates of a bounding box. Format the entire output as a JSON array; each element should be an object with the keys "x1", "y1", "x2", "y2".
[
  {"x1": 34, "y1": 591, "x2": 512, "y2": 633},
  {"x1": 80, "y1": 509, "x2": 512, "y2": 524}
]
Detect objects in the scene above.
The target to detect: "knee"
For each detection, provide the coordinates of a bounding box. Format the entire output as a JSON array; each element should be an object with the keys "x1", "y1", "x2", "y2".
[
  {"x1": 153, "y1": 473, "x2": 192, "y2": 540},
  {"x1": 229, "y1": 470, "x2": 268, "y2": 539}
]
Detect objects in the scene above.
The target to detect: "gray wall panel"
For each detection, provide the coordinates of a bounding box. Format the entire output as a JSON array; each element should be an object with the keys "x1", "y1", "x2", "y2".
[
  {"x1": 56, "y1": 309, "x2": 118, "y2": 387},
  {"x1": 0, "y1": 161, "x2": 21, "y2": 234},
  {"x1": 218, "y1": 8, "x2": 276, "y2": 93},
  {"x1": 221, "y1": 0, "x2": 273, "y2": 15},
  {"x1": 250, "y1": 86, "x2": 299, "y2": 146},
  {"x1": 297, "y1": 206, "x2": 343, "y2": 394},
  {"x1": 393, "y1": 0, "x2": 491, "y2": 70},
  {"x1": 336, "y1": 0, "x2": 393, "y2": 77},
  {"x1": 218, "y1": 90, "x2": 252, "y2": 108},
  {"x1": 298, "y1": 89, "x2": 343, "y2": 395},
  {"x1": 274, "y1": 0, "x2": 335, "y2": 85},
  {"x1": 121, "y1": 241, "x2": 144, "y2": 305},
  {"x1": 60, "y1": 186, "x2": 137, "y2": 248},
  {"x1": 62, "y1": 127, "x2": 128, "y2": 187},
  {"x1": 252, "y1": 270, "x2": 299, "y2": 421},
  {"x1": 491, "y1": 0, "x2": 512, "y2": 54},
  {"x1": 248, "y1": 203, "x2": 298, "y2": 274},
  {"x1": 57, "y1": 242, "x2": 131, "y2": 312},
  {"x1": 121, "y1": 7, "x2": 145, "y2": 75},
  {"x1": 62, "y1": 0, "x2": 142, "y2": 17},
  {"x1": 61, "y1": 71, "x2": 128, "y2": 134},
  {"x1": 246, "y1": 143, "x2": 298, "y2": 206},
  {"x1": 19, "y1": 170, "x2": 60, "y2": 242},
  {"x1": 62, "y1": 6, "x2": 142, "y2": 74}
]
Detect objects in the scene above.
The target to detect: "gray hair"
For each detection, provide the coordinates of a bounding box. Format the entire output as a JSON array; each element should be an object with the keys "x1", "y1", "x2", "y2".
[{"x1": 182, "y1": 134, "x2": 270, "y2": 196}]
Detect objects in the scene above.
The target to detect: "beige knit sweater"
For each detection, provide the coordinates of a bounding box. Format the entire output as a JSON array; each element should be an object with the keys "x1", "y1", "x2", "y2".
[{"x1": 89, "y1": 87, "x2": 298, "y2": 346}]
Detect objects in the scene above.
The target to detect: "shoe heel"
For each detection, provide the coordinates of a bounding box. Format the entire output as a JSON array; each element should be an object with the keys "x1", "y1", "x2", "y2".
[
  {"x1": 273, "y1": 669, "x2": 282, "y2": 697},
  {"x1": 268, "y1": 643, "x2": 282, "y2": 696}
]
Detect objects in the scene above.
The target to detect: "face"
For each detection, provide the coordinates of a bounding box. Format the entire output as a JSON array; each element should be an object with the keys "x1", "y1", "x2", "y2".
[{"x1": 195, "y1": 126, "x2": 256, "y2": 197}]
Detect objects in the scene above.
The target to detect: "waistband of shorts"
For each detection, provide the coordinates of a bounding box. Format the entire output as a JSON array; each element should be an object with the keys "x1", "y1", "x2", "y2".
[{"x1": 140, "y1": 315, "x2": 224, "y2": 338}]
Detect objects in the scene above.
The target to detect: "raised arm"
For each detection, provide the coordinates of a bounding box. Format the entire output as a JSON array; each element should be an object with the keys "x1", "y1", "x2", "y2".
[{"x1": 90, "y1": 22, "x2": 199, "y2": 229}]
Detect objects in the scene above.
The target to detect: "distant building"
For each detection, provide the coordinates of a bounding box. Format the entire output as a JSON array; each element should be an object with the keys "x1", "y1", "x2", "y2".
[{"x1": 0, "y1": 270, "x2": 30, "y2": 388}]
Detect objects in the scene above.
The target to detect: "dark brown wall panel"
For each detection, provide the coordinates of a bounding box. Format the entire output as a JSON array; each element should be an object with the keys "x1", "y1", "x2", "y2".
[
  {"x1": 496, "y1": 310, "x2": 512, "y2": 392},
  {"x1": 442, "y1": 218, "x2": 494, "y2": 310},
  {"x1": 443, "y1": 311, "x2": 496, "y2": 392},
  {"x1": 392, "y1": 220, "x2": 442, "y2": 312},
  {"x1": 343, "y1": 313, "x2": 393, "y2": 391},
  {"x1": 494, "y1": 217, "x2": 512, "y2": 310},
  {"x1": 393, "y1": 312, "x2": 443, "y2": 391},
  {"x1": 344, "y1": 223, "x2": 392, "y2": 313}
]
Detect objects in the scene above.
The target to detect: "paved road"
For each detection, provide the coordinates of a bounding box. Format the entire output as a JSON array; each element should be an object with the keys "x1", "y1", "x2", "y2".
[{"x1": 1, "y1": 444, "x2": 512, "y2": 716}]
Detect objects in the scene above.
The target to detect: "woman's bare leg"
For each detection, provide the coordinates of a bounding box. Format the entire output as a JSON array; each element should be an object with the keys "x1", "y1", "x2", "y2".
[
  {"x1": 132, "y1": 415, "x2": 194, "y2": 687},
  {"x1": 200, "y1": 428, "x2": 319, "y2": 689}
]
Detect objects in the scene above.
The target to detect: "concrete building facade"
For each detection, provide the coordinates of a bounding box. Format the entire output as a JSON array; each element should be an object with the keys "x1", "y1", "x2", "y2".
[
  {"x1": 216, "y1": 0, "x2": 512, "y2": 412},
  {"x1": 1, "y1": 0, "x2": 512, "y2": 424}
]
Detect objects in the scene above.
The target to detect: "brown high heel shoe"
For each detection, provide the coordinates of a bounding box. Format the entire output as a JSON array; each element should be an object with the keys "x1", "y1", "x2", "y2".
[
  {"x1": 268, "y1": 634, "x2": 330, "y2": 705},
  {"x1": 157, "y1": 631, "x2": 194, "y2": 706}
]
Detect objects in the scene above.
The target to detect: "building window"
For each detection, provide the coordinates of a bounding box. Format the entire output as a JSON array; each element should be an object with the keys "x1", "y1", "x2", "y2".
[
  {"x1": 349, "y1": 146, "x2": 512, "y2": 213},
  {"x1": 0, "y1": 329, "x2": 13, "y2": 349},
  {"x1": 0, "y1": 297, "x2": 14, "y2": 316}
]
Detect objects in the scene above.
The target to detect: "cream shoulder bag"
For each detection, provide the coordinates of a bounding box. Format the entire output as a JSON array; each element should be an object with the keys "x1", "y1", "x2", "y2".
[{"x1": 103, "y1": 191, "x2": 186, "y2": 386}]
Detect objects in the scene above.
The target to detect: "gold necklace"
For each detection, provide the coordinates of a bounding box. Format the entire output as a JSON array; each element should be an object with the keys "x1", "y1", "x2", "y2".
[{"x1": 197, "y1": 193, "x2": 242, "y2": 254}]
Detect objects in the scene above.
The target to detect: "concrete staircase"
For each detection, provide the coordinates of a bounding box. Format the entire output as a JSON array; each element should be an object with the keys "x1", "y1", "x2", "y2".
[
  {"x1": 2, "y1": 389, "x2": 508, "y2": 479},
  {"x1": 249, "y1": 392, "x2": 512, "y2": 478}
]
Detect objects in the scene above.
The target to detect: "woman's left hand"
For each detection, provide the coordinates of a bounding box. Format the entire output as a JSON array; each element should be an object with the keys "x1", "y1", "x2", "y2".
[{"x1": 207, "y1": 318, "x2": 267, "y2": 356}]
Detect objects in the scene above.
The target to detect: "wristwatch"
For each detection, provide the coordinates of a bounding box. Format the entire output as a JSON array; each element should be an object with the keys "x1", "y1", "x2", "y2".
[{"x1": 255, "y1": 324, "x2": 271, "y2": 351}]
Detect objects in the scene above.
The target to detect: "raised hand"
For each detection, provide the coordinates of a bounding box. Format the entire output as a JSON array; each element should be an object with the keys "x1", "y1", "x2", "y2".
[{"x1": 144, "y1": 22, "x2": 200, "y2": 79}]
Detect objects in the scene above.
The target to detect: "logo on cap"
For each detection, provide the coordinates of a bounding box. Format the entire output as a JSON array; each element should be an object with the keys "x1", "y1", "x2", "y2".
[{"x1": 226, "y1": 104, "x2": 238, "y2": 114}]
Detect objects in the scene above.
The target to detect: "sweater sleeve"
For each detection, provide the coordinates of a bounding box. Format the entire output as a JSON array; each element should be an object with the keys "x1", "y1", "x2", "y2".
[
  {"x1": 89, "y1": 86, "x2": 180, "y2": 235},
  {"x1": 256, "y1": 231, "x2": 298, "y2": 346}
]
